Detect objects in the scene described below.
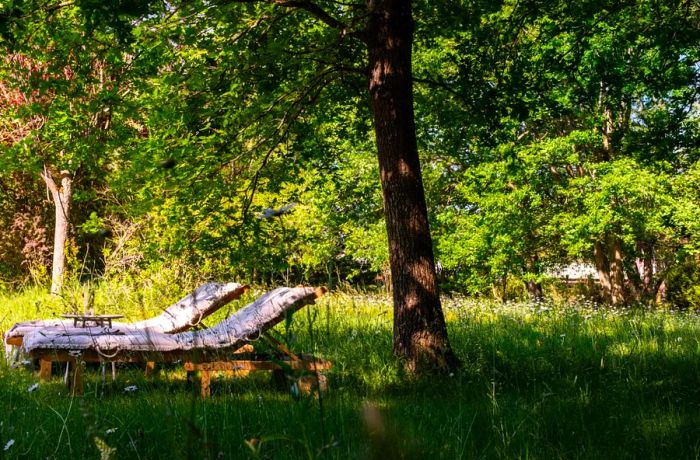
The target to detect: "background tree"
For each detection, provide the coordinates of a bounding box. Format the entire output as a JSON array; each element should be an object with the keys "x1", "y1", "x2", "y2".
[
  {"x1": 0, "y1": 4, "x2": 141, "y2": 294},
  {"x1": 420, "y1": 0, "x2": 699, "y2": 304}
]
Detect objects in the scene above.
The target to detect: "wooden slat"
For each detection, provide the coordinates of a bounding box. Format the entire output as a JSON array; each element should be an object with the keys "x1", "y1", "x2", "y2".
[
  {"x1": 66, "y1": 359, "x2": 83, "y2": 395},
  {"x1": 5, "y1": 336, "x2": 21, "y2": 347},
  {"x1": 200, "y1": 371, "x2": 211, "y2": 398},
  {"x1": 28, "y1": 345, "x2": 277, "y2": 364},
  {"x1": 39, "y1": 359, "x2": 52, "y2": 380},
  {"x1": 183, "y1": 358, "x2": 332, "y2": 372}
]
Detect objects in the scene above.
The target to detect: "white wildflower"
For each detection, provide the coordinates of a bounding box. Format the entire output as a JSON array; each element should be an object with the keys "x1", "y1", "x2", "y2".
[
  {"x1": 105, "y1": 428, "x2": 118, "y2": 435},
  {"x1": 123, "y1": 385, "x2": 138, "y2": 393},
  {"x1": 27, "y1": 383, "x2": 39, "y2": 393},
  {"x1": 4, "y1": 439, "x2": 14, "y2": 451}
]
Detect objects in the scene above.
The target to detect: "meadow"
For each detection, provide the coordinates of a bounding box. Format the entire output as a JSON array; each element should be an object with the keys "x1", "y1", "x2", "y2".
[{"x1": 1, "y1": 284, "x2": 700, "y2": 459}]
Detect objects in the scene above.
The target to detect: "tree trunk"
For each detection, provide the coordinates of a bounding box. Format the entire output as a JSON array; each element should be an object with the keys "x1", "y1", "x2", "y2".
[
  {"x1": 594, "y1": 237, "x2": 626, "y2": 306},
  {"x1": 655, "y1": 279, "x2": 667, "y2": 304},
  {"x1": 366, "y1": 0, "x2": 458, "y2": 373},
  {"x1": 608, "y1": 234, "x2": 626, "y2": 305},
  {"x1": 524, "y1": 255, "x2": 543, "y2": 300},
  {"x1": 594, "y1": 241, "x2": 612, "y2": 301},
  {"x1": 635, "y1": 240, "x2": 654, "y2": 301},
  {"x1": 41, "y1": 168, "x2": 72, "y2": 295}
]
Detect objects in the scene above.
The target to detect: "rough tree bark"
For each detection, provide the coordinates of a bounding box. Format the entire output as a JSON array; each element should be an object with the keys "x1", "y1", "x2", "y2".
[
  {"x1": 366, "y1": 0, "x2": 459, "y2": 373},
  {"x1": 40, "y1": 167, "x2": 72, "y2": 295}
]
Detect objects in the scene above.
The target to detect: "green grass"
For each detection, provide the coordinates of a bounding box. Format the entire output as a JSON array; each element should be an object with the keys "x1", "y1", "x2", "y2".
[{"x1": 2, "y1": 289, "x2": 700, "y2": 459}]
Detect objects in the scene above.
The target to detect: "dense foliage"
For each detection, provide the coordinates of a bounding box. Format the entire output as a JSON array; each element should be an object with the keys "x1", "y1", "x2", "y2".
[{"x1": 0, "y1": 0, "x2": 698, "y2": 306}]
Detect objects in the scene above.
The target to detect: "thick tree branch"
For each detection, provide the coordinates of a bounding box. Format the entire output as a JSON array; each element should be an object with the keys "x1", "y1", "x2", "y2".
[
  {"x1": 39, "y1": 167, "x2": 59, "y2": 198},
  {"x1": 223, "y1": 0, "x2": 366, "y2": 41},
  {"x1": 274, "y1": 1, "x2": 345, "y2": 29}
]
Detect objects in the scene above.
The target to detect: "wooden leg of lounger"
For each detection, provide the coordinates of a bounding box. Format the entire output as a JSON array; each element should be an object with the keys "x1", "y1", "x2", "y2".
[
  {"x1": 39, "y1": 359, "x2": 52, "y2": 380},
  {"x1": 200, "y1": 370, "x2": 211, "y2": 398},
  {"x1": 66, "y1": 359, "x2": 84, "y2": 396},
  {"x1": 297, "y1": 373, "x2": 328, "y2": 396},
  {"x1": 272, "y1": 369, "x2": 287, "y2": 389},
  {"x1": 145, "y1": 361, "x2": 155, "y2": 377},
  {"x1": 112, "y1": 362, "x2": 117, "y2": 381}
]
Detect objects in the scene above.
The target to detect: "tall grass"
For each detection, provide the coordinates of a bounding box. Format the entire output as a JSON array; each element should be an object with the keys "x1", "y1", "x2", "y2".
[{"x1": 2, "y1": 288, "x2": 700, "y2": 459}]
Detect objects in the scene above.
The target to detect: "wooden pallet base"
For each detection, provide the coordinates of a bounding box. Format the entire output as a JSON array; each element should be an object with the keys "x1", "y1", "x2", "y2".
[
  {"x1": 29, "y1": 334, "x2": 331, "y2": 398},
  {"x1": 184, "y1": 356, "x2": 332, "y2": 398}
]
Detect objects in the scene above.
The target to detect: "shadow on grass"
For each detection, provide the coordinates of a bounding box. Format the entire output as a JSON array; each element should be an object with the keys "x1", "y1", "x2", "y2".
[{"x1": 2, "y1": 304, "x2": 700, "y2": 459}]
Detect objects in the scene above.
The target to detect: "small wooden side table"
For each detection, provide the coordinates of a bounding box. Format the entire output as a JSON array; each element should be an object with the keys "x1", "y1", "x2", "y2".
[
  {"x1": 61, "y1": 314, "x2": 124, "y2": 328},
  {"x1": 57, "y1": 314, "x2": 125, "y2": 384}
]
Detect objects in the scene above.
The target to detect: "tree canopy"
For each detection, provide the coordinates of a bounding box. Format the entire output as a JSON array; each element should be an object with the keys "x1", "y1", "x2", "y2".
[{"x1": 1, "y1": 0, "x2": 699, "y2": 363}]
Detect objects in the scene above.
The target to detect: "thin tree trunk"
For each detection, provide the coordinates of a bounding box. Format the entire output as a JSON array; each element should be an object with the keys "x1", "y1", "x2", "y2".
[
  {"x1": 524, "y1": 255, "x2": 543, "y2": 300},
  {"x1": 525, "y1": 280, "x2": 543, "y2": 300},
  {"x1": 594, "y1": 241, "x2": 612, "y2": 302},
  {"x1": 366, "y1": 0, "x2": 458, "y2": 373},
  {"x1": 608, "y1": 234, "x2": 626, "y2": 305},
  {"x1": 598, "y1": 81, "x2": 614, "y2": 162},
  {"x1": 655, "y1": 279, "x2": 667, "y2": 304},
  {"x1": 41, "y1": 168, "x2": 72, "y2": 295},
  {"x1": 635, "y1": 240, "x2": 654, "y2": 301},
  {"x1": 501, "y1": 272, "x2": 508, "y2": 303},
  {"x1": 594, "y1": 237, "x2": 626, "y2": 306}
]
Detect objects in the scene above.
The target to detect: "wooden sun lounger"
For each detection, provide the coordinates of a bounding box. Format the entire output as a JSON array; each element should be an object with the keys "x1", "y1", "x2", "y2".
[
  {"x1": 4, "y1": 282, "x2": 248, "y2": 349},
  {"x1": 4, "y1": 282, "x2": 248, "y2": 378},
  {"x1": 22, "y1": 286, "x2": 329, "y2": 397}
]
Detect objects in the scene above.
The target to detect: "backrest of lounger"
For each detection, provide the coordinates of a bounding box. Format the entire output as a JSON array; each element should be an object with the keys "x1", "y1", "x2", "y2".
[
  {"x1": 127, "y1": 282, "x2": 248, "y2": 333},
  {"x1": 180, "y1": 286, "x2": 325, "y2": 349},
  {"x1": 21, "y1": 286, "x2": 323, "y2": 354}
]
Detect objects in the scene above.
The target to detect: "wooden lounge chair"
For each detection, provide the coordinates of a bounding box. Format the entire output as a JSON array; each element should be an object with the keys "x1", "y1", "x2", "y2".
[
  {"x1": 4, "y1": 282, "x2": 248, "y2": 377},
  {"x1": 22, "y1": 286, "x2": 330, "y2": 397},
  {"x1": 5, "y1": 282, "x2": 248, "y2": 348}
]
